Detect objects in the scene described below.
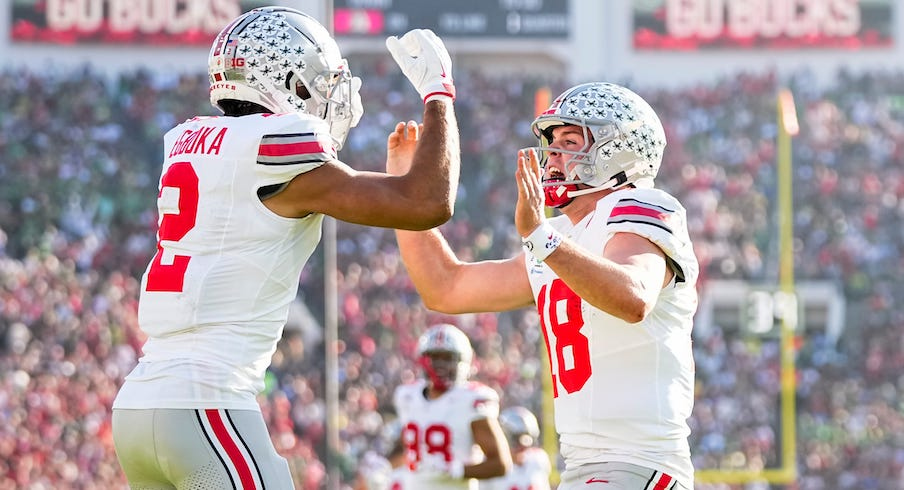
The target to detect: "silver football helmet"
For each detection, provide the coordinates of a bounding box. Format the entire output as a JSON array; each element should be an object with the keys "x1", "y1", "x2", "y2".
[
  {"x1": 416, "y1": 323, "x2": 473, "y2": 391},
  {"x1": 208, "y1": 6, "x2": 362, "y2": 149},
  {"x1": 499, "y1": 406, "x2": 540, "y2": 448},
  {"x1": 529, "y1": 82, "x2": 666, "y2": 206}
]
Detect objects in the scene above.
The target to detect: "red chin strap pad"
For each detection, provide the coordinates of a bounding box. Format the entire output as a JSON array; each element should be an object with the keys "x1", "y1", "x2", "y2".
[
  {"x1": 418, "y1": 356, "x2": 449, "y2": 392},
  {"x1": 544, "y1": 184, "x2": 578, "y2": 208}
]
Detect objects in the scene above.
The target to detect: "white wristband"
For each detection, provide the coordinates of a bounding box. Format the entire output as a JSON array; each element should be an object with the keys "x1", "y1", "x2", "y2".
[
  {"x1": 522, "y1": 220, "x2": 563, "y2": 262},
  {"x1": 448, "y1": 460, "x2": 465, "y2": 479}
]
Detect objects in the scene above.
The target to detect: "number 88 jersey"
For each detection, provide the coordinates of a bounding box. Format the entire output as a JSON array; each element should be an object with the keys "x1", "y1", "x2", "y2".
[{"x1": 393, "y1": 379, "x2": 500, "y2": 490}]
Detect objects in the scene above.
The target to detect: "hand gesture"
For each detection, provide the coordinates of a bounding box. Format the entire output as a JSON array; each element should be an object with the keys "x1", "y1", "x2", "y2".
[
  {"x1": 515, "y1": 148, "x2": 547, "y2": 237},
  {"x1": 386, "y1": 29, "x2": 455, "y2": 103},
  {"x1": 386, "y1": 120, "x2": 422, "y2": 176}
]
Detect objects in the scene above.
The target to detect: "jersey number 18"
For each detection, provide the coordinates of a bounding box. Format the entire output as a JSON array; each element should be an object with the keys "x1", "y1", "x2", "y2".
[{"x1": 537, "y1": 279, "x2": 592, "y2": 397}]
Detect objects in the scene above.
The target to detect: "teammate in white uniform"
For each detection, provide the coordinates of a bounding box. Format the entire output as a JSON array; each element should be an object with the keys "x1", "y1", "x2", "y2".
[
  {"x1": 482, "y1": 406, "x2": 552, "y2": 490},
  {"x1": 393, "y1": 324, "x2": 512, "y2": 489},
  {"x1": 393, "y1": 82, "x2": 698, "y2": 490},
  {"x1": 354, "y1": 420, "x2": 408, "y2": 490},
  {"x1": 112, "y1": 6, "x2": 461, "y2": 489}
]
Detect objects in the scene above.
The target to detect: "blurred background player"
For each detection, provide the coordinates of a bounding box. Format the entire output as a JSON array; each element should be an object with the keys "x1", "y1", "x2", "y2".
[
  {"x1": 354, "y1": 418, "x2": 408, "y2": 490},
  {"x1": 353, "y1": 450, "x2": 393, "y2": 490},
  {"x1": 482, "y1": 406, "x2": 552, "y2": 490},
  {"x1": 384, "y1": 422, "x2": 409, "y2": 490},
  {"x1": 393, "y1": 323, "x2": 512, "y2": 489},
  {"x1": 393, "y1": 82, "x2": 698, "y2": 489},
  {"x1": 111, "y1": 5, "x2": 460, "y2": 489}
]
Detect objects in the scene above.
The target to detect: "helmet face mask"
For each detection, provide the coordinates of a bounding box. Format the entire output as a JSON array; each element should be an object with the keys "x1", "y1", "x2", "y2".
[
  {"x1": 208, "y1": 7, "x2": 362, "y2": 149},
  {"x1": 416, "y1": 324, "x2": 473, "y2": 392},
  {"x1": 418, "y1": 351, "x2": 463, "y2": 392},
  {"x1": 527, "y1": 82, "x2": 666, "y2": 206}
]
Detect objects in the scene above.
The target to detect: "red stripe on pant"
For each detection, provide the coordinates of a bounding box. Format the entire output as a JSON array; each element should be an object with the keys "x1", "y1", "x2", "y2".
[
  {"x1": 205, "y1": 409, "x2": 257, "y2": 489},
  {"x1": 652, "y1": 473, "x2": 673, "y2": 490}
]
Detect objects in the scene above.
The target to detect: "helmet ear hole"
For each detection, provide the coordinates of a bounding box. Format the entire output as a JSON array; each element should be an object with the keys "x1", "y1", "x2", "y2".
[{"x1": 286, "y1": 72, "x2": 311, "y2": 100}]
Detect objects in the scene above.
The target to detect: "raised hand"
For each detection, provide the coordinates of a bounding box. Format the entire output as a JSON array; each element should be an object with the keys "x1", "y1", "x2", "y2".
[
  {"x1": 517, "y1": 148, "x2": 563, "y2": 262},
  {"x1": 386, "y1": 120, "x2": 422, "y2": 176},
  {"x1": 515, "y1": 148, "x2": 546, "y2": 237},
  {"x1": 386, "y1": 29, "x2": 455, "y2": 103}
]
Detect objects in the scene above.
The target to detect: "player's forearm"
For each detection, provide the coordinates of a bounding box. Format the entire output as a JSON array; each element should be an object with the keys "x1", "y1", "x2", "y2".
[
  {"x1": 544, "y1": 240, "x2": 657, "y2": 323},
  {"x1": 396, "y1": 228, "x2": 464, "y2": 312},
  {"x1": 405, "y1": 100, "x2": 460, "y2": 222},
  {"x1": 463, "y1": 456, "x2": 510, "y2": 479}
]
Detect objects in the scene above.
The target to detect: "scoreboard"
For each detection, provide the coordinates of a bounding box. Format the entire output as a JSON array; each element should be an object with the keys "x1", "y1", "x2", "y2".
[{"x1": 333, "y1": 0, "x2": 569, "y2": 38}]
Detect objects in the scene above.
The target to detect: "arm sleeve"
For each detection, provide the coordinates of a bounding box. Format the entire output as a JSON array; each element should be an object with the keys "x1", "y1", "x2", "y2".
[
  {"x1": 254, "y1": 114, "x2": 336, "y2": 186},
  {"x1": 466, "y1": 383, "x2": 500, "y2": 422},
  {"x1": 604, "y1": 188, "x2": 699, "y2": 285}
]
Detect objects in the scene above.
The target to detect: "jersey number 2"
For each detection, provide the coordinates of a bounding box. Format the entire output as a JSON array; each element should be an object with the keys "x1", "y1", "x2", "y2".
[
  {"x1": 145, "y1": 162, "x2": 199, "y2": 292},
  {"x1": 538, "y1": 279, "x2": 591, "y2": 396}
]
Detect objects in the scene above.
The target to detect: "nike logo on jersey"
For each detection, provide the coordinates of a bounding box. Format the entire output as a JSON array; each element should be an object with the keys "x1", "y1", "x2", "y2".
[{"x1": 586, "y1": 477, "x2": 609, "y2": 484}]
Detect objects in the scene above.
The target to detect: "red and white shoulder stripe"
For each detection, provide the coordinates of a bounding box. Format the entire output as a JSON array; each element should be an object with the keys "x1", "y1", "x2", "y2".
[
  {"x1": 607, "y1": 197, "x2": 676, "y2": 234},
  {"x1": 258, "y1": 131, "x2": 336, "y2": 166}
]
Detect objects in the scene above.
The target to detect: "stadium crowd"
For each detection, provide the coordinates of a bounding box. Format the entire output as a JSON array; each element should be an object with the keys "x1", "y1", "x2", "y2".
[{"x1": 0, "y1": 61, "x2": 903, "y2": 489}]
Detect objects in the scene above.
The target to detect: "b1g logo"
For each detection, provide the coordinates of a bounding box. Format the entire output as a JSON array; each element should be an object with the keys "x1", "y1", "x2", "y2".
[{"x1": 229, "y1": 58, "x2": 245, "y2": 68}]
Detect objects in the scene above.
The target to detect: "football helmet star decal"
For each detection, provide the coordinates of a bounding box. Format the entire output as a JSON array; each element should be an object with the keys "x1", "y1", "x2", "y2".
[
  {"x1": 208, "y1": 6, "x2": 362, "y2": 149},
  {"x1": 528, "y1": 82, "x2": 666, "y2": 207}
]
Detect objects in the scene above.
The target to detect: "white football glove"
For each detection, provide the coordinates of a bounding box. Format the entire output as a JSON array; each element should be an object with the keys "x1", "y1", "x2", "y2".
[{"x1": 386, "y1": 29, "x2": 455, "y2": 103}]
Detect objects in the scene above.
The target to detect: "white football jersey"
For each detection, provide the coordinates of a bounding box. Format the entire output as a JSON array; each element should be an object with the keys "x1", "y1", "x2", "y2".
[
  {"x1": 393, "y1": 379, "x2": 500, "y2": 490},
  {"x1": 481, "y1": 447, "x2": 552, "y2": 490},
  {"x1": 524, "y1": 188, "x2": 698, "y2": 486},
  {"x1": 114, "y1": 112, "x2": 335, "y2": 411},
  {"x1": 387, "y1": 466, "x2": 407, "y2": 490}
]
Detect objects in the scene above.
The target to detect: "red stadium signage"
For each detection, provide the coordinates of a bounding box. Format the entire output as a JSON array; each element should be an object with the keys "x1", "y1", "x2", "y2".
[
  {"x1": 10, "y1": 0, "x2": 269, "y2": 45},
  {"x1": 633, "y1": 0, "x2": 893, "y2": 50}
]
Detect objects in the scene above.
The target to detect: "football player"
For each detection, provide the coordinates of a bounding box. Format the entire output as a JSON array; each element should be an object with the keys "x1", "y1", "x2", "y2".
[
  {"x1": 393, "y1": 82, "x2": 698, "y2": 490},
  {"x1": 393, "y1": 324, "x2": 512, "y2": 489},
  {"x1": 355, "y1": 419, "x2": 408, "y2": 490},
  {"x1": 482, "y1": 406, "x2": 552, "y2": 490},
  {"x1": 112, "y1": 6, "x2": 460, "y2": 489}
]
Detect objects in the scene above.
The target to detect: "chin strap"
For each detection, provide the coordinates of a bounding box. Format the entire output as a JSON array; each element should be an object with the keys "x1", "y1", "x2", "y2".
[
  {"x1": 566, "y1": 183, "x2": 613, "y2": 198},
  {"x1": 418, "y1": 356, "x2": 450, "y2": 392},
  {"x1": 544, "y1": 184, "x2": 576, "y2": 208},
  {"x1": 545, "y1": 180, "x2": 615, "y2": 208},
  {"x1": 547, "y1": 173, "x2": 632, "y2": 207}
]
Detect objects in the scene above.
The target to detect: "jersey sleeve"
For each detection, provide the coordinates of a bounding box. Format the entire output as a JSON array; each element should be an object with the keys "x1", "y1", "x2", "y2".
[
  {"x1": 254, "y1": 114, "x2": 336, "y2": 186},
  {"x1": 524, "y1": 447, "x2": 552, "y2": 474},
  {"x1": 392, "y1": 383, "x2": 408, "y2": 416},
  {"x1": 604, "y1": 188, "x2": 698, "y2": 285},
  {"x1": 464, "y1": 382, "x2": 500, "y2": 421}
]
